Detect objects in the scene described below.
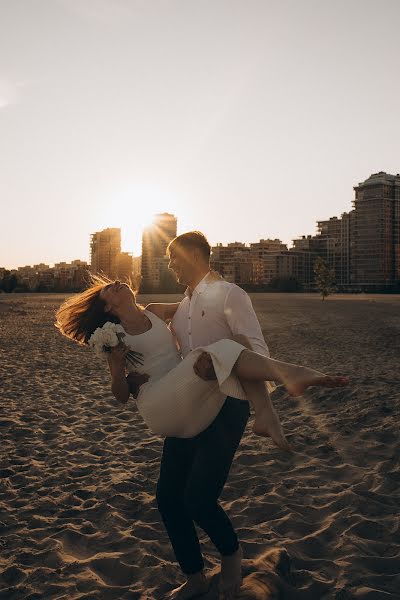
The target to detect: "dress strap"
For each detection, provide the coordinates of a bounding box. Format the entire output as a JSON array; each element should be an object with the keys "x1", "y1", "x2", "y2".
[{"x1": 144, "y1": 308, "x2": 163, "y2": 326}]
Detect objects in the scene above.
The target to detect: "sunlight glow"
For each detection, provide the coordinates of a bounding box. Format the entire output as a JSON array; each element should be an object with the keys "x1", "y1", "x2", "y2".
[{"x1": 113, "y1": 183, "x2": 182, "y2": 256}]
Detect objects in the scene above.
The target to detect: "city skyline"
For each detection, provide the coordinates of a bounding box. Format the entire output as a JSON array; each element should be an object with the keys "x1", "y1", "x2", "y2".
[
  {"x1": 1, "y1": 171, "x2": 372, "y2": 270},
  {"x1": 0, "y1": 199, "x2": 349, "y2": 271},
  {"x1": 3, "y1": 167, "x2": 399, "y2": 293},
  {"x1": 1, "y1": 1, "x2": 400, "y2": 269},
  {"x1": 2, "y1": 168, "x2": 398, "y2": 272}
]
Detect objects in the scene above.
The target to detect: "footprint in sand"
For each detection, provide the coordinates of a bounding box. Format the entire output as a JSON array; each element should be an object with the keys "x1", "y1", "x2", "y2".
[
  {"x1": 54, "y1": 529, "x2": 99, "y2": 560},
  {"x1": 89, "y1": 556, "x2": 137, "y2": 586}
]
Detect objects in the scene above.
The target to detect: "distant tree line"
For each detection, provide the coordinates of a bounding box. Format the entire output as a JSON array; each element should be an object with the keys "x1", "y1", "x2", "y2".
[
  {"x1": 242, "y1": 276, "x2": 304, "y2": 293},
  {"x1": 0, "y1": 271, "x2": 20, "y2": 293}
]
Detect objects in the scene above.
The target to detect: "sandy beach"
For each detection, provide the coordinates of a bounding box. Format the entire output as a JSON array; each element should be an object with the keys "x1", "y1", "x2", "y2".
[{"x1": 0, "y1": 292, "x2": 399, "y2": 599}]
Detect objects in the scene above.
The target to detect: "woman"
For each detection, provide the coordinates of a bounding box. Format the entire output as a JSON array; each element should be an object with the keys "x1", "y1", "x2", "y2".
[{"x1": 56, "y1": 277, "x2": 348, "y2": 443}]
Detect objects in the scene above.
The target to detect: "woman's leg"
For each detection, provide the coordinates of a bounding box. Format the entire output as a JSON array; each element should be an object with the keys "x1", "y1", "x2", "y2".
[
  {"x1": 242, "y1": 381, "x2": 292, "y2": 452},
  {"x1": 233, "y1": 349, "x2": 349, "y2": 396},
  {"x1": 231, "y1": 335, "x2": 291, "y2": 452}
]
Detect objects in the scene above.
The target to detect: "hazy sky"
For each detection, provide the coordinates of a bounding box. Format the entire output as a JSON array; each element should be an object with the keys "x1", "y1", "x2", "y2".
[{"x1": 1, "y1": 0, "x2": 399, "y2": 269}]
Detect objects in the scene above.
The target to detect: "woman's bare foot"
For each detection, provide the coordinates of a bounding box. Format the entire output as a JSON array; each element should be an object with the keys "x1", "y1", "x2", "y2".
[
  {"x1": 281, "y1": 365, "x2": 349, "y2": 397},
  {"x1": 252, "y1": 407, "x2": 292, "y2": 453},
  {"x1": 167, "y1": 571, "x2": 209, "y2": 600},
  {"x1": 220, "y1": 546, "x2": 243, "y2": 599}
]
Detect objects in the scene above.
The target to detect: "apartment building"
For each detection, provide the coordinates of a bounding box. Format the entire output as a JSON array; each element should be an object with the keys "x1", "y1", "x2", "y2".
[
  {"x1": 249, "y1": 239, "x2": 288, "y2": 284},
  {"x1": 141, "y1": 213, "x2": 177, "y2": 292},
  {"x1": 352, "y1": 172, "x2": 400, "y2": 287},
  {"x1": 90, "y1": 228, "x2": 121, "y2": 279}
]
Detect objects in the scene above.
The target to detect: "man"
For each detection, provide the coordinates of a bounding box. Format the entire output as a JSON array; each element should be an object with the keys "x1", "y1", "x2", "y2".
[{"x1": 156, "y1": 231, "x2": 275, "y2": 600}]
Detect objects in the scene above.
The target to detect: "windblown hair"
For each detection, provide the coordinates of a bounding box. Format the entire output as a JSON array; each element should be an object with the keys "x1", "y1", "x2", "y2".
[
  {"x1": 55, "y1": 274, "x2": 120, "y2": 346},
  {"x1": 167, "y1": 231, "x2": 211, "y2": 260}
]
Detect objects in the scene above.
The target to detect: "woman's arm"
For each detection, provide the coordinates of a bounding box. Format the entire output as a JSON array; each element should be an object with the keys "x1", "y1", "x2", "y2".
[
  {"x1": 107, "y1": 345, "x2": 130, "y2": 404},
  {"x1": 145, "y1": 302, "x2": 181, "y2": 322}
]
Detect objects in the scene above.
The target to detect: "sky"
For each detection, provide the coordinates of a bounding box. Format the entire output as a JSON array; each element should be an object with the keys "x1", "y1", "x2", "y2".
[{"x1": 1, "y1": 0, "x2": 399, "y2": 269}]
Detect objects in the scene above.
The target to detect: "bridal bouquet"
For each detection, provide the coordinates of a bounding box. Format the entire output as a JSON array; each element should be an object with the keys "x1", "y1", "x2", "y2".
[{"x1": 88, "y1": 322, "x2": 144, "y2": 368}]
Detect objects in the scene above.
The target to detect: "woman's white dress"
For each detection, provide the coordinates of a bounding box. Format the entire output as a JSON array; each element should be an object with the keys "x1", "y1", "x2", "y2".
[{"x1": 124, "y1": 310, "x2": 249, "y2": 438}]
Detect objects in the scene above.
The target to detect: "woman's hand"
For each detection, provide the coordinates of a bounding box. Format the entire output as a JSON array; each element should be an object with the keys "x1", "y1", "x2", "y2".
[
  {"x1": 107, "y1": 344, "x2": 131, "y2": 404},
  {"x1": 110, "y1": 342, "x2": 130, "y2": 372}
]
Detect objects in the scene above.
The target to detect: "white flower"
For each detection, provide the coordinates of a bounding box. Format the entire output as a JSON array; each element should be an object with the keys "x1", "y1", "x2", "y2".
[
  {"x1": 88, "y1": 322, "x2": 144, "y2": 368},
  {"x1": 88, "y1": 322, "x2": 125, "y2": 356}
]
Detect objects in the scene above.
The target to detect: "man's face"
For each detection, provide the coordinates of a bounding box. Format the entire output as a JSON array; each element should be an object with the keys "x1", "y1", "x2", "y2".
[{"x1": 168, "y1": 245, "x2": 196, "y2": 285}]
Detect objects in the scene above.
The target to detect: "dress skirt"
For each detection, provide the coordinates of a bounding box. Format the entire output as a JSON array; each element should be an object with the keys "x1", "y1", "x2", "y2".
[{"x1": 136, "y1": 339, "x2": 250, "y2": 438}]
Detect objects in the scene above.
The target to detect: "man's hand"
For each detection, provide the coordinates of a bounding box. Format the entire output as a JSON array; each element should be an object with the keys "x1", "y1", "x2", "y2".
[
  {"x1": 126, "y1": 372, "x2": 150, "y2": 398},
  {"x1": 193, "y1": 352, "x2": 217, "y2": 381}
]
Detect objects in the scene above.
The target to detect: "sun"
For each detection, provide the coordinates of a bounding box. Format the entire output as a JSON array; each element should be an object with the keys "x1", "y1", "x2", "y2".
[{"x1": 117, "y1": 183, "x2": 181, "y2": 255}]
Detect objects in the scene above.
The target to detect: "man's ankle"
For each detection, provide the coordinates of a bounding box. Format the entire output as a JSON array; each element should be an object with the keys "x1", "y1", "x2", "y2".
[
  {"x1": 221, "y1": 545, "x2": 243, "y2": 561},
  {"x1": 167, "y1": 571, "x2": 208, "y2": 599}
]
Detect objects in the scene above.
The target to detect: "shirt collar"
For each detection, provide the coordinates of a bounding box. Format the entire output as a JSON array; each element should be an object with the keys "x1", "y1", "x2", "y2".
[{"x1": 184, "y1": 271, "x2": 212, "y2": 298}]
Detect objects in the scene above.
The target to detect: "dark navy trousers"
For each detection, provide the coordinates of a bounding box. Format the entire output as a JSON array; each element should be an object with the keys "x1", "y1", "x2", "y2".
[{"x1": 156, "y1": 396, "x2": 250, "y2": 575}]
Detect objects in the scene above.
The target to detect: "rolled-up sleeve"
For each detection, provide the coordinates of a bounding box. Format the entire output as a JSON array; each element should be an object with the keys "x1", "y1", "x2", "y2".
[{"x1": 223, "y1": 286, "x2": 270, "y2": 357}]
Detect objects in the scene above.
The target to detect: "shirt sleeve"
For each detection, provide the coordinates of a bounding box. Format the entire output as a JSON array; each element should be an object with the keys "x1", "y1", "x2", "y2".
[{"x1": 223, "y1": 285, "x2": 270, "y2": 356}]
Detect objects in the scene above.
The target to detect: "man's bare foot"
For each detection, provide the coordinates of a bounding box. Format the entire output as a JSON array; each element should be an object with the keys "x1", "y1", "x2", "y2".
[
  {"x1": 280, "y1": 365, "x2": 349, "y2": 397},
  {"x1": 220, "y1": 546, "x2": 243, "y2": 599},
  {"x1": 167, "y1": 571, "x2": 209, "y2": 600},
  {"x1": 252, "y1": 407, "x2": 292, "y2": 453}
]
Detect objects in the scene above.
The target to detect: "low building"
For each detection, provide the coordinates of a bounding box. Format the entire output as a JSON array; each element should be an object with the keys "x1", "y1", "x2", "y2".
[
  {"x1": 249, "y1": 239, "x2": 288, "y2": 284},
  {"x1": 54, "y1": 260, "x2": 89, "y2": 290},
  {"x1": 211, "y1": 243, "x2": 263, "y2": 284}
]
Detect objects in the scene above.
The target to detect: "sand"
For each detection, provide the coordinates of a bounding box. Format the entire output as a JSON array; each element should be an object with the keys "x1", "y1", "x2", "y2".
[{"x1": 0, "y1": 293, "x2": 399, "y2": 599}]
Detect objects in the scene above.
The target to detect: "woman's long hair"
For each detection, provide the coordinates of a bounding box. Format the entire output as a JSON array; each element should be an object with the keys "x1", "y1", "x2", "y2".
[{"x1": 55, "y1": 274, "x2": 122, "y2": 345}]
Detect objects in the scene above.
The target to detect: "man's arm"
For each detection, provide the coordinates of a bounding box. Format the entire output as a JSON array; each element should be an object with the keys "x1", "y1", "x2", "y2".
[
  {"x1": 223, "y1": 285, "x2": 270, "y2": 356},
  {"x1": 145, "y1": 302, "x2": 181, "y2": 322},
  {"x1": 193, "y1": 286, "x2": 270, "y2": 381}
]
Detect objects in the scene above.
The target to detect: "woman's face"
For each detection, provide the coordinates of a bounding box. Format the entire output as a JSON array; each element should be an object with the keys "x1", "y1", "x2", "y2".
[{"x1": 99, "y1": 280, "x2": 134, "y2": 312}]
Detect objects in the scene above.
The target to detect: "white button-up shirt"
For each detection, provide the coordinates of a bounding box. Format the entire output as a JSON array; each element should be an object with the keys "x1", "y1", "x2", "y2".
[{"x1": 171, "y1": 273, "x2": 270, "y2": 359}]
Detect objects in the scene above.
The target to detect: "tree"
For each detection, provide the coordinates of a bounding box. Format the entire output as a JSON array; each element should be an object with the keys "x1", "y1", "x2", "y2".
[
  {"x1": 0, "y1": 271, "x2": 18, "y2": 293},
  {"x1": 313, "y1": 256, "x2": 336, "y2": 300}
]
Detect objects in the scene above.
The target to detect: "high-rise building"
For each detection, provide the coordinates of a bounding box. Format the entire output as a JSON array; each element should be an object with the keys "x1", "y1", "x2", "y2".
[
  {"x1": 90, "y1": 228, "x2": 121, "y2": 279},
  {"x1": 352, "y1": 172, "x2": 400, "y2": 288},
  {"x1": 316, "y1": 213, "x2": 353, "y2": 286},
  {"x1": 288, "y1": 238, "x2": 319, "y2": 289},
  {"x1": 117, "y1": 252, "x2": 134, "y2": 283},
  {"x1": 141, "y1": 213, "x2": 177, "y2": 292},
  {"x1": 290, "y1": 211, "x2": 354, "y2": 290}
]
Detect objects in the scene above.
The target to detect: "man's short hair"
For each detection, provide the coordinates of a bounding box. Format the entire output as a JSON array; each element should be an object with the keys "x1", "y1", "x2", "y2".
[{"x1": 167, "y1": 231, "x2": 211, "y2": 260}]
